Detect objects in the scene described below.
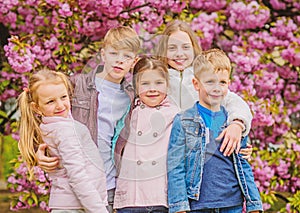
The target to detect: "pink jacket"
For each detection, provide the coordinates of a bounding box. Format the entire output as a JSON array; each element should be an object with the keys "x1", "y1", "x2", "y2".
[
  {"x1": 113, "y1": 98, "x2": 180, "y2": 209},
  {"x1": 40, "y1": 115, "x2": 108, "y2": 213}
]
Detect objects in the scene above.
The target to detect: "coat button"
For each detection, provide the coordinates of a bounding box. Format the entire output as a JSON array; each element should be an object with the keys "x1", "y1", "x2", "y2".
[
  {"x1": 153, "y1": 132, "x2": 158, "y2": 137},
  {"x1": 137, "y1": 131, "x2": 142, "y2": 136},
  {"x1": 137, "y1": 160, "x2": 142, "y2": 165},
  {"x1": 152, "y1": 161, "x2": 157, "y2": 165},
  {"x1": 140, "y1": 104, "x2": 145, "y2": 109}
]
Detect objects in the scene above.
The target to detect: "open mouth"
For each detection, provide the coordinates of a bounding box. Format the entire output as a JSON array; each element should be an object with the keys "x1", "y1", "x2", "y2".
[
  {"x1": 55, "y1": 109, "x2": 66, "y2": 114},
  {"x1": 173, "y1": 59, "x2": 186, "y2": 65},
  {"x1": 113, "y1": 66, "x2": 123, "y2": 72}
]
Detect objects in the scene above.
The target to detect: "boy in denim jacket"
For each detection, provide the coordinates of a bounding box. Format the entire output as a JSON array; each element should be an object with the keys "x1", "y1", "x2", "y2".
[
  {"x1": 167, "y1": 49, "x2": 263, "y2": 213},
  {"x1": 36, "y1": 26, "x2": 140, "y2": 213}
]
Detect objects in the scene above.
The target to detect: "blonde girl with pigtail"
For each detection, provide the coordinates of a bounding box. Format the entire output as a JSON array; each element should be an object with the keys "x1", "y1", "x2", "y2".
[{"x1": 18, "y1": 69, "x2": 108, "y2": 213}]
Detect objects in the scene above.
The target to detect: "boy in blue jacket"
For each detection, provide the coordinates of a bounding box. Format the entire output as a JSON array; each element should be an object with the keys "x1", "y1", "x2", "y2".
[{"x1": 167, "y1": 49, "x2": 263, "y2": 213}]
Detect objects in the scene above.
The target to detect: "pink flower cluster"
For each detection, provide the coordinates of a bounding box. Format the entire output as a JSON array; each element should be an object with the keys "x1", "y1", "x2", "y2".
[
  {"x1": 189, "y1": 0, "x2": 227, "y2": 12},
  {"x1": 270, "y1": 0, "x2": 300, "y2": 10},
  {"x1": 1, "y1": 0, "x2": 300, "y2": 211},
  {"x1": 7, "y1": 160, "x2": 51, "y2": 211},
  {"x1": 190, "y1": 12, "x2": 223, "y2": 50},
  {"x1": 4, "y1": 36, "x2": 35, "y2": 74},
  {"x1": 228, "y1": 1, "x2": 270, "y2": 30}
]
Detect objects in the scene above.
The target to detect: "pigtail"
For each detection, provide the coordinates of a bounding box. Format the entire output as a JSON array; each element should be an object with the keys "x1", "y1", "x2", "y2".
[{"x1": 18, "y1": 89, "x2": 43, "y2": 180}]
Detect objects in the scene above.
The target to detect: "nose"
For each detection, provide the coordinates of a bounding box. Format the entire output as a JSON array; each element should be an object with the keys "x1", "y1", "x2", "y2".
[
  {"x1": 116, "y1": 54, "x2": 127, "y2": 64},
  {"x1": 56, "y1": 100, "x2": 64, "y2": 109},
  {"x1": 174, "y1": 47, "x2": 184, "y2": 57},
  {"x1": 149, "y1": 83, "x2": 157, "y2": 92},
  {"x1": 212, "y1": 83, "x2": 222, "y2": 92}
]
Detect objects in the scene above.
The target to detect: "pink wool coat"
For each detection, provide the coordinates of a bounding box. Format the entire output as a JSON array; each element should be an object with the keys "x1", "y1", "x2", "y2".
[
  {"x1": 113, "y1": 98, "x2": 180, "y2": 209},
  {"x1": 40, "y1": 115, "x2": 108, "y2": 213}
]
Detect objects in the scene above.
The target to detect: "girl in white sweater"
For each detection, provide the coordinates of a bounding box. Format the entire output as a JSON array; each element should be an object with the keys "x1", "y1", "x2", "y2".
[{"x1": 156, "y1": 20, "x2": 253, "y2": 157}]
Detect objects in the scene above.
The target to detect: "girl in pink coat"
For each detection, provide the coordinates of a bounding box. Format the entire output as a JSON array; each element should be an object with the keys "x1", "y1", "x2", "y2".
[
  {"x1": 18, "y1": 69, "x2": 108, "y2": 213},
  {"x1": 113, "y1": 57, "x2": 180, "y2": 212}
]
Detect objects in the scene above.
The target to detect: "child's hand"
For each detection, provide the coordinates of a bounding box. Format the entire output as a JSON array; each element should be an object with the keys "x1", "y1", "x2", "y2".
[
  {"x1": 239, "y1": 144, "x2": 253, "y2": 160},
  {"x1": 217, "y1": 122, "x2": 242, "y2": 156},
  {"x1": 36, "y1": 143, "x2": 59, "y2": 172}
]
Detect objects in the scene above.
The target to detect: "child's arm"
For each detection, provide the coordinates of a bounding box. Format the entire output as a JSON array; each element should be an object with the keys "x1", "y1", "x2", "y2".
[
  {"x1": 239, "y1": 143, "x2": 253, "y2": 160},
  {"x1": 36, "y1": 144, "x2": 59, "y2": 172},
  {"x1": 222, "y1": 91, "x2": 252, "y2": 135},
  {"x1": 238, "y1": 137, "x2": 264, "y2": 212},
  {"x1": 167, "y1": 114, "x2": 190, "y2": 213},
  {"x1": 219, "y1": 91, "x2": 253, "y2": 156}
]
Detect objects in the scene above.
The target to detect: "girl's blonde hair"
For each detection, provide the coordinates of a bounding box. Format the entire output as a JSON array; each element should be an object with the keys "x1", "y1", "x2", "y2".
[
  {"x1": 156, "y1": 20, "x2": 202, "y2": 65},
  {"x1": 133, "y1": 56, "x2": 169, "y2": 95},
  {"x1": 18, "y1": 69, "x2": 72, "y2": 179}
]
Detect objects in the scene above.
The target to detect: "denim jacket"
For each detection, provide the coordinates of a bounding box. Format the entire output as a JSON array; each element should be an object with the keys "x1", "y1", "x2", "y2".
[{"x1": 167, "y1": 103, "x2": 263, "y2": 213}]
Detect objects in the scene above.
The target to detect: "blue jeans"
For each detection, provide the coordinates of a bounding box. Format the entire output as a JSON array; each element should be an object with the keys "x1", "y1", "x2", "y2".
[
  {"x1": 107, "y1": 188, "x2": 115, "y2": 213},
  {"x1": 190, "y1": 205, "x2": 243, "y2": 213},
  {"x1": 117, "y1": 206, "x2": 168, "y2": 213}
]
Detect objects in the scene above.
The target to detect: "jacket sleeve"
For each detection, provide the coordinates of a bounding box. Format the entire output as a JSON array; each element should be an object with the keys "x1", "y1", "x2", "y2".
[
  {"x1": 222, "y1": 90, "x2": 253, "y2": 136},
  {"x1": 55, "y1": 122, "x2": 108, "y2": 213},
  {"x1": 238, "y1": 138, "x2": 263, "y2": 212},
  {"x1": 167, "y1": 114, "x2": 190, "y2": 213}
]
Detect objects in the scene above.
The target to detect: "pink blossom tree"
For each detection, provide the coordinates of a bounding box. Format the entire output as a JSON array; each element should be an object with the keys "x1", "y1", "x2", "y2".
[{"x1": 1, "y1": 0, "x2": 299, "y2": 212}]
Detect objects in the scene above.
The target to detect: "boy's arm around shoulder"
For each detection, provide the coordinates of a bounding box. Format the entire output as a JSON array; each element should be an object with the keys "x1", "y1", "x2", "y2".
[
  {"x1": 167, "y1": 113, "x2": 190, "y2": 213},
  {"x1": 223, "y1": 90, "x2": 253, "y2": 136}
]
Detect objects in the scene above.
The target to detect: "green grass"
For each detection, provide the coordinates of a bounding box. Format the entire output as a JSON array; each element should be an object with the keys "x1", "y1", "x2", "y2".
[{"x1": 0, "y1": 135, "x2": 19, "y2": 181}]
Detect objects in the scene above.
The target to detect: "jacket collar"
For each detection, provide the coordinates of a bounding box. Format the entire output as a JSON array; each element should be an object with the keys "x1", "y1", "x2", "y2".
[
  {"x1": 134, "y1": 96, "x2": 171, "y2": 109},
  {"x1": 168, "y1": 66, "x2": 193, "y2": 77},
  {"x1": 42, "y1": 112, "x2": 73, "y2": 124},
  {"x1": 182, "y1": 103, "x2": 204, "y2": 124}
]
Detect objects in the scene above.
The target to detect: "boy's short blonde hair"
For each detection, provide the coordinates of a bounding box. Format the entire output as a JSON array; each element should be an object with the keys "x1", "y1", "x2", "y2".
[
  {"x1": 103, "y1": 26, "x2": 141, "y2": 54},
  {"x1": 193, "y1": 48, "x2": 231, "y2": 79}
]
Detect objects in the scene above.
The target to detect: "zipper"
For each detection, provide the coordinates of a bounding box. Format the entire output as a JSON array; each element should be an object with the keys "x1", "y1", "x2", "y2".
[{"x1": 180, "y1": 71, "x2": 183, "y2": 108}]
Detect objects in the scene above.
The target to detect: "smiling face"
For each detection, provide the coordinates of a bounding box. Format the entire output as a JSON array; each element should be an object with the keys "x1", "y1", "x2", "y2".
[
  {"x1": 100, "y1": 46, "x2": 136, "y2": 83},
  {"x1": 32, "y1": 82, "x2": 71, "y2": 118},
  {"x1": 167, "y1": 30, "x2": 195, "y2": 71},
  {"x1": 192, "y1": 69, "x2": 230, "y2": 111},
  {"x1": 136, "y1": 69, "x2": 168, "y2": 107}
]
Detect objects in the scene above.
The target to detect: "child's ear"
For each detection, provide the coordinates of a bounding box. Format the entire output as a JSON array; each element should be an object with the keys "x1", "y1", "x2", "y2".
[
  {"x1": 100, "y1": 48, "x2": 105, "y2": 62},
  {"x1": 30, "y1": 102, "x2": 42, "y2": 115},
  {"x1": 192, "y1": 77, "x2": 200, "y2": 91},
  {"x1": 131, "y1": 57, "x2": 139, "y2": 69}
]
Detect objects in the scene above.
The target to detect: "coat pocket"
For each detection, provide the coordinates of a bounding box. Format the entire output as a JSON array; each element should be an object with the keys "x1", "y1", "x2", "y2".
[{"x1": 184, "y1": 123, "x2": 203, "y2": 150}]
